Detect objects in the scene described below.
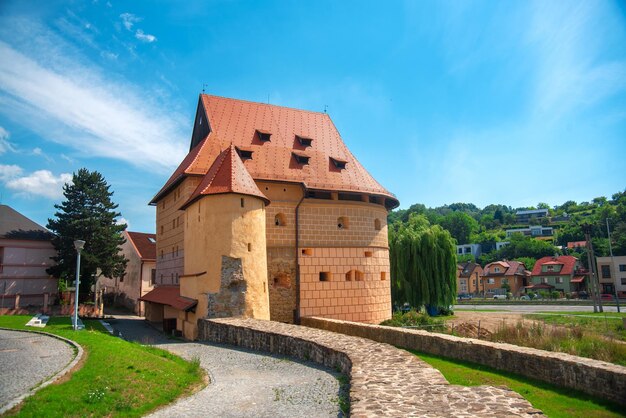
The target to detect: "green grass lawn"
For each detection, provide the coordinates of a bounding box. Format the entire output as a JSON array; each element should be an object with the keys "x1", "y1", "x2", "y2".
[
  {"x1": 0, "y1": 315, "x2": 204, "y2": 417},
  {"x1": 412, "y1": 350, "x2": 626, "y2": 418}
]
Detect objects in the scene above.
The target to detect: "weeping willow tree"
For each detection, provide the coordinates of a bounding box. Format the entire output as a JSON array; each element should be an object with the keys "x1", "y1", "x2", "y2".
[{"x1": 389, "y1": 214, "x2": 457, "y2": 308}]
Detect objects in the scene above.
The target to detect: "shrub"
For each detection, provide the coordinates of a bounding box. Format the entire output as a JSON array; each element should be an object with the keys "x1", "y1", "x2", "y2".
[{"x1": 381, "y1": 309, "x2": 446, "y2": 331}]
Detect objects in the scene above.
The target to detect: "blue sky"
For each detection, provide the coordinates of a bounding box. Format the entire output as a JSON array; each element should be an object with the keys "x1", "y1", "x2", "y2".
[{"x1": 0, "y1": 0, "x2": 625, "y2": 233}]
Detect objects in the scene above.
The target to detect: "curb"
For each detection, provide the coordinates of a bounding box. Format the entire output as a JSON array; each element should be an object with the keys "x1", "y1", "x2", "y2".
[{"x1": 0, "y1": 327, "x2": 85, "y2": 415}]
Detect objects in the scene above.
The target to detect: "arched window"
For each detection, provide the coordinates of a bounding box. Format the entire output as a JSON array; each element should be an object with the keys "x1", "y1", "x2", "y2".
[
  {"x1": 274, "y1": 213, "x2": 286, "y2": 226},
  {"x1": 337, "y1": 216, "x2": 349, "y2": 229},
  {"x1": 374, "y1": 218, "x2": 382, "y2": 231}
]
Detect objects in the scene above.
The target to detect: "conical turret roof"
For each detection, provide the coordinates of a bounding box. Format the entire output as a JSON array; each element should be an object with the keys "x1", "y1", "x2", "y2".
[{"x1": 180, "y1": 145, "x2": 270, "y2": 210}]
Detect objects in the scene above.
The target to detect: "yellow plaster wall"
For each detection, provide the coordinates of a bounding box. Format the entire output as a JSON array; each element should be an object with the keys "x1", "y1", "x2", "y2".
[
  {"x1": 182, "y1": 193, "x2": 270, "y2": 321},
  {"x1": 155, "y1": 177, "x2": 201, "y2": 285}
]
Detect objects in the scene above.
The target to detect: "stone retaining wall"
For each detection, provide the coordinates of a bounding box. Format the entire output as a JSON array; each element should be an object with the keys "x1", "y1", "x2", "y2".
[
  {"x1": 199, "y1": 318, "x2": 544, "y2": 417},
  {"x1": 301, "y1": 316, "x2": 626, "y2": 407}
]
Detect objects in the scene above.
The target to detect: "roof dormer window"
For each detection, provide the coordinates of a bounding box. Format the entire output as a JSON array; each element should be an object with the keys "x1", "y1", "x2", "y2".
[
  {"x1": 292, "y1": 152, "x2": 310, "y2": 165},
  {"x1": 296, "y1": 135, "x2": 313, "y2": 147},
  {"x1": 256, "y1": 130, "x2": 271, "y2": 142},
  {"x1": 330, "y1": 157, "x2": 347, "y2": 170},
  {"x1": 236, "y1": 147, "x2": 253, "y2": 160}
]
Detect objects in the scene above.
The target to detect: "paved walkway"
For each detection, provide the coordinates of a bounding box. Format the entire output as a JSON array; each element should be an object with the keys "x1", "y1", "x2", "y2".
[
  {"x1": 107, "y1": 315, "x2": 344, "y2": 418},
  {"x1": 0, "y1": 329, "x2": 75, "y2": 412}
]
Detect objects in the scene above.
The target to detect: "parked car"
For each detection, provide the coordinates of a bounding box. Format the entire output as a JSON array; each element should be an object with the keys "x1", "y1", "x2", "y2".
[
  {"x1": 520, "y1": 295, "x2": 531, "y2": 301},
  {"x1": 493, "y1": 294, "x2": 507, "y2": 300},
  {"x1": 458, "y1": 293, "x2": 473, "y2": 300},
  {"x1": 600, "y1": 294, "x2": 614, "y2": 301},
  {"x1": 576, "y1": 291, "x2": 589, "y2": 300}
]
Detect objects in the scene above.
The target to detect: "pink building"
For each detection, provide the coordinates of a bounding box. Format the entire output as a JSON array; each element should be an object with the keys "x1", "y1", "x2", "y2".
[{"x1": 0, "y1": 205, "x2": 57, "y2": 310}]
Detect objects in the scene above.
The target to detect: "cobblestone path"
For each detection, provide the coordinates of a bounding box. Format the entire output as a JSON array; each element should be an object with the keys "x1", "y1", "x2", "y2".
[
  {"x1": 109, "y1": 315, "x2": 344, "y2": 418},
  {"x1": 0, "y1": 329, "x2": 75, "y2": 412}
]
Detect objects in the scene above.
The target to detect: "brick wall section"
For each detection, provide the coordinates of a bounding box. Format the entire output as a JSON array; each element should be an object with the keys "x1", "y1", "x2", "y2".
[
  {"x1": 267, "y1": 247, "x2": 296, "y2": 322},
  {"x1": 302, "y1": 317, "x2": 626, "y2": 407},
  {"x1": 198, "y1": 318, "x2": 543, "y2": 417},
  {"x1": 299, "y1": 247, "x2": 391, "y2": 323},
  {"x1": 299, "y1": 201, "x2": 388, "y2": 248}
]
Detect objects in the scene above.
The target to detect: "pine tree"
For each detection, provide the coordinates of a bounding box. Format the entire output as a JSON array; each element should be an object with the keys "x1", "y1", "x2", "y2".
[
  {"x1": 389, "y1": 214, "x2": 457, "y2": 309},
  {"x1": 47, "y1": 168, "x2": 127, "y2": 291}
]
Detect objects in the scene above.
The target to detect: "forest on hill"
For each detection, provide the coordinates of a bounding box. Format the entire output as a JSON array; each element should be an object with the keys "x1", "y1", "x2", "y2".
[{"x1": 388, "y1": 189, "x2": 626, "y2": 268}]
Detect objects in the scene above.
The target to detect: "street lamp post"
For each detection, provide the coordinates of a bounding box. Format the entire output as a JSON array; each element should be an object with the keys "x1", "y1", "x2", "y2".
[{"x1": 73, "y1": 240, "x2": 86, "y2": 330}]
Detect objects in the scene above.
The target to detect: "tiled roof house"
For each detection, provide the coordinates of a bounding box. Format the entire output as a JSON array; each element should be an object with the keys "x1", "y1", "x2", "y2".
[
  {"x1": 143, "y1": 94, "x2": 398, "y2": 339},
  {"x1": 482, "y1": 260, "x2": 530, "y2": 297},
  {"x1": 529, "y1": 255, "x2": 587, "y2": 295},
  {"x1": 102, "y1": 231, "x2": 157, "y2": 315}
]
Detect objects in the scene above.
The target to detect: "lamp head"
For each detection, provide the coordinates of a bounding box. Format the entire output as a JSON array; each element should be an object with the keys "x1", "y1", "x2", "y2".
[{"x1": 74, "y1": 240, "x2": 86, "y2": 252}]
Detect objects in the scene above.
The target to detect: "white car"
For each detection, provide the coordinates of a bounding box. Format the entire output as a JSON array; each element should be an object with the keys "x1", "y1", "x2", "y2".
[{"x1": 493, "y1": 294, "x2": 507, "y2": 300}]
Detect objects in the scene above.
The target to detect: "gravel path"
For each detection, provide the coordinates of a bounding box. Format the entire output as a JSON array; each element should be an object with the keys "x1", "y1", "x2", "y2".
[
  {"x1": 109, "y1": 315, "x2": 344, "y2": 418},
  {"x1": 0, "y1": 329, "x2": 75, "y2": 411}
]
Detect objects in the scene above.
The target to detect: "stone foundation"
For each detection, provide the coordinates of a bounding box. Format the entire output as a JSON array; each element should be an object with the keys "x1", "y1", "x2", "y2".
[
  {"x1": 198, "y1": 318, "x2": 544, "y2": 417},
  {"x1": 302, "y1": 316, "x2": 626, "y2": 407},
  {"x1": 207, "y1": 256, "x2": 246, "y2": 318}
]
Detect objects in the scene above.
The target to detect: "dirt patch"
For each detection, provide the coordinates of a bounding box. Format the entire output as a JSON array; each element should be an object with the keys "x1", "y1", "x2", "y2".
[{"x1": 446, "y1": 311, "x2": 538, "y2": 333}]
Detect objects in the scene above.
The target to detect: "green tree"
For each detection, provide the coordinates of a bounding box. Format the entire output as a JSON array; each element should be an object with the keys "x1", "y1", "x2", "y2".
[
  {"x1": 47, "y1": 168, "x2": 128, "y2": 291},
  {"x1": 439, "y1": 211, "x2": 478, "y2": 245},
  {"x1": 389, "y1": 214, "x2": 457, "y2": 309}
]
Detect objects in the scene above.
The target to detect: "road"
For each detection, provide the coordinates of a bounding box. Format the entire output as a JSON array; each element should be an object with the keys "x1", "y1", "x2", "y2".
[{"x1": 454, "y1": 304, "x2": 622, "y2": 313}]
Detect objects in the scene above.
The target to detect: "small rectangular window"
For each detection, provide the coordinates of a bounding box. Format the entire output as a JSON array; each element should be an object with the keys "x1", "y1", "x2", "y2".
[
  {"x1": 296, "y1": 135, "x2": 313, "y2": 147},
  {"x1": 301, "y1": 248, "x2": 313, "y2": 256},
  {"x1": 364, "y1": 251, "x2": 373, "y2": 257},
  {"x1": 236, "y1": 147, "x2": 253, "y2": 160},
  {"x1": 292, "y1": 152, "x2": 310, "y2": 165},
  {"x1": 256, "y1": 130, "x2": 271, "y2": 142},
  {"x1": 620, "y1": 265, "x2": 626, "y2": 272},
  {"x1": 319, "y1": 272, "x2": 331, "y2": 282},
  {"x1": 330, "y1": 157, "x2": 347, "y2": 170},
  {"x1": 241, "y1": 198, "x2": 245, "y2": 208},
  {"x1": 151, "y1": 269, "x2": 156, "y2": 285}
]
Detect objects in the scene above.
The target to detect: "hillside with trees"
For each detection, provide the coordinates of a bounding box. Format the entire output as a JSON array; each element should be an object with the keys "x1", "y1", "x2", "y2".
[{"x1": 388, "y1": 189, "x2": 626, "y2": 268}]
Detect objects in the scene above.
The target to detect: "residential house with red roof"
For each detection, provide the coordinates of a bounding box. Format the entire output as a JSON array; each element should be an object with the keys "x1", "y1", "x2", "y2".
[
  {"x1": 456, "y1": 262, "x2": 483, "y2": 295},
  {"x1": 102, "y1": 231, "x2": 156, "y2": 315},
  {"x1": 142, "y1": 94, "x2": 398, "y2": 339},
  {"x1": 481, "y1": 260, "x2": 530, "y2": 297},
  {"x1": 529, "y1": 255, "x2": 588, "y2": 296}
]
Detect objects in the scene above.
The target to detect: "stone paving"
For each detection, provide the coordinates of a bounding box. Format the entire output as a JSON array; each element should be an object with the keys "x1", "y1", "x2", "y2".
[
  {"x1": 109, "y1": 315, "x2": 344, "y2": 418},
  {"x1": 0, "y1": 329, "x2": 75, "y2": 412},
  {"x1": 200, "y1": 318, "x2": 546, "y2": 417}
]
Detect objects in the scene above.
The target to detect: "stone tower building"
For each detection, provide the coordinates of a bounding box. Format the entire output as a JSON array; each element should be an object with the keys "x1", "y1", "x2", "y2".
[{"x1": 141, "y1": 94, "x2": 399, "y2": 339}]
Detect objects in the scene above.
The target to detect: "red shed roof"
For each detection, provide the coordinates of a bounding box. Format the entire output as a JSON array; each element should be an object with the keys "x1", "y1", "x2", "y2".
[
  {"x1": 532, "y1": 256, "x2": 579, "y2": 276},
  {"x1": 151, "y1": 94, "x2": 398, "y2": 207},
  {"x1": 139, "y1": 286, "x2": 197, "y2": 311},
  {"x1": 181, "y1": 145, "x2": 269, "y2": 210},
  {"x1": 125, "y1": 231, "x2": 156, "y2": 261}
]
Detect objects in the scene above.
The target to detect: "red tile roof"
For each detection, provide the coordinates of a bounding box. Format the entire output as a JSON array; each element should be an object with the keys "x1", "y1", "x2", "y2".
[
  {"x1": 484, "y1": 260, "x2": 528, "y2": 276},
  {"x1": 531, "y1": 256, "x2": 579, "y2": 276},
  {"x1": 151, "y1": 94, "x2": 398, "y2": 207},
  {"x1": 138, "y1": 285, "x2": 197, "y2": 311},
  {"x1": 567, "y1": 241, "x2": 587, "y2": 249},
  {"x1": 181, "y1": 145, "x2": 270, "y2": 210},
  {"x1": 571, "y1": 276, "x2": 585, "y2": 283},
  {"x1": 125, "y1": 231, "x2": 156, "y2": 261}
]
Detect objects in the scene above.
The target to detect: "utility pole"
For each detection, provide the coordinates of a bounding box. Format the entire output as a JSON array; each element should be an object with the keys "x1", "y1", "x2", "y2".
[
  {"x1": 606, "y1": 218, "x2": 620, "y2": 313},
  {"x1": 582, "y1": 224, "x2": 602, "y2": 313}
]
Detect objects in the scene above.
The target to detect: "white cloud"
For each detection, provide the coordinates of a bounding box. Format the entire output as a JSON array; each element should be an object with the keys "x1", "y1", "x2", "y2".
[
  {"x1": 116, "y1": 217, "x2": 130, "y2": 229},
  {"x1": 0, "y1": 164, "x2": 23, "y2": 181},
  {"x1": 5, "y1": 169, "x2": 72, "y2": 199},
  {"x1": 120, "y1": 13, "x2": 141, "y2": 31},
  {"x1": 0, "y1": 26, "x2": 187, "y2": 172},
  {"x1": 135, "y1": 29, "x2": 157, "y2": 43},
  {"x1": 0, "y1": 126, "x2": 16, "y2": 155}
]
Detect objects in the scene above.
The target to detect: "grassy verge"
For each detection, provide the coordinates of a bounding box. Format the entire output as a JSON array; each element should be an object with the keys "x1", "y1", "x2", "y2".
[
  {"x1": 0, "y1": 315, "x2": 204, "y2": 417},
  {"x1": 412, "y1": 350, "x2": 625, "y2": 418},
  {"x1": 527, "y1": 312, "x2": 626, "y2": 342}
]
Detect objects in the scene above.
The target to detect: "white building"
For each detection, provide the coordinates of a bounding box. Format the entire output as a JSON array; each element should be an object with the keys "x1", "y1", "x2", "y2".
[{"x1": 596, "y1": 255, "x2": 626, "y2": 298}]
